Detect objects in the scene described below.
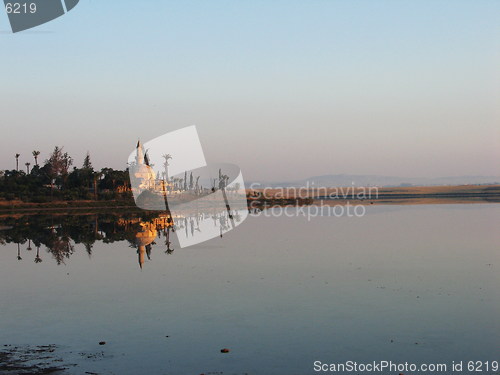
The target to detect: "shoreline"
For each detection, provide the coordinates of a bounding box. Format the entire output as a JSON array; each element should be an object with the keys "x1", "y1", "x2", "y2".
[
  {"x1": 0, "y1": 185, "x2": 498, "y2": 214},
  {"x1": 250, "y1": 184, "x2": 500, "y2": 202}
]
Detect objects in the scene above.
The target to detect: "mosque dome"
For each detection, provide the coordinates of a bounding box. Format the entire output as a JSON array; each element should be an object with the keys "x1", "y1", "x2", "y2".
[
  {"x1": 132, "y1": 163, "x2": 156, "y2": 181},
  {"x1": 135, "y1": 225, "x2": 157, "y2": 247}
]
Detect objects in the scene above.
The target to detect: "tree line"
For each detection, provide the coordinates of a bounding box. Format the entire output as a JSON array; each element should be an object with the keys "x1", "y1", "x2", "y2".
[{"x1": 1, "y1": 147, "x2": 131, "y2": 202}]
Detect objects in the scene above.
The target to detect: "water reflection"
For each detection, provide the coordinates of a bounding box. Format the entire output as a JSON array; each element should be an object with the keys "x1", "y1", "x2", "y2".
[
  {"x1": 0, "y1": 209, "x2": 246, "y2": 269},
  {"x1": 134, "y1": 218, "x2": 171, "y2": 269}
]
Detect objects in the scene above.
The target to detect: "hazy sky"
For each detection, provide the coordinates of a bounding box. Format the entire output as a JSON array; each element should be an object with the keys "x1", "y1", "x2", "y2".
[{"x1": 1, "y1": 0, "x2": 499, "y2": 181}]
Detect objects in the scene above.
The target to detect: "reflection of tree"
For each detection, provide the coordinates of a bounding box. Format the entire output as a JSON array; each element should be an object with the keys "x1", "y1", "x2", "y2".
[
  {"x1": 164, "y1": 225, "x2": 174, "y2": 255},
  {"x1": 0, "y1": 209, "x2": 241, "y2": 267},
  {"x1": 0, "y1": 213, "x2": 158, "y2": 266},
  {"x1": 46, "y1": 233, "x2": 74, "y2": 265},
  {"x1": 34, "y1": 246, "x2": 42, "y2": 263}
]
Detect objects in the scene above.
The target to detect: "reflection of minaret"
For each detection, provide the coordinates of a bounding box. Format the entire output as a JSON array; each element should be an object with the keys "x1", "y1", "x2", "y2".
[
  {"x1": 134, "y1": 222, "x2": 157, "y2": 269},
  {"x1": 138, "y1": 245, "x2": 146, "y2": 269}
]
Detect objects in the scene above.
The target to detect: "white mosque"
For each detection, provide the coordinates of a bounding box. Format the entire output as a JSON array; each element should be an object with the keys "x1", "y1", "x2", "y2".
[
  {"x1": 131, "y1": 140, "x2": 157, "y2": 190},
  {"x1": 130, "y1": 140, "x2": 177, "y2": 194}
]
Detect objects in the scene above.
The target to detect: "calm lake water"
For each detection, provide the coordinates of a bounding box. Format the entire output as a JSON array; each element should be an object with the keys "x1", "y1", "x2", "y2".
[{"x1": 0, "y1": 204, "x2": 499, "y2": 375}]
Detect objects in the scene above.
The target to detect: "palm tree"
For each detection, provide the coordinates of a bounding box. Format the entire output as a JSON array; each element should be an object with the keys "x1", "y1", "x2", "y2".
[
  {"x1": 15, "y1": 153, "x2": 20, "y2": 171},
  {"x1": 25, "y1": 162, "x2": 30, "y2": 174},
  {"x1": 162, "y1": 154, "x2": 172, "y2": 180},
  {"x1": 32, "y1": 150, "x2": 40, "y2": 166}
]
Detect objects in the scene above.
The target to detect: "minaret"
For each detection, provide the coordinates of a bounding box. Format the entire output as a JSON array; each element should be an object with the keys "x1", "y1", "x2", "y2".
[{"x1": 136, "y1": 140, "x2": 145, "y2": 165}]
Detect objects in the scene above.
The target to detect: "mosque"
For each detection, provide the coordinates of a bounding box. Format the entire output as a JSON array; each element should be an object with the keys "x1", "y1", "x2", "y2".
[
  {"x1": 130, "y1": 140, "x2": 174, "y2": 194},
  {"x1": 131, "y1": 140, "x2": 156, "y2": 190}
]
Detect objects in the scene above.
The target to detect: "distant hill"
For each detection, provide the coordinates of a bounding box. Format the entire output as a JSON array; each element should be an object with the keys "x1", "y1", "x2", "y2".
[{"x1": 250, "y1": 174, "x2": 500, "y2": 188}]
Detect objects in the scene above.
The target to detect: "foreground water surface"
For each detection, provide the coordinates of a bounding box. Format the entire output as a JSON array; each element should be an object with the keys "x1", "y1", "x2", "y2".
[{"x1": 0, "y1": 204, "x2": 498, "y2": 375}]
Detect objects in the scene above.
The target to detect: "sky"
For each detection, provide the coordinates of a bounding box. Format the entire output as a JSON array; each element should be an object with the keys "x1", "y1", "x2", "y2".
[{"x1": 0, "y1": 0, "x2": 499, "y2": 181}]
